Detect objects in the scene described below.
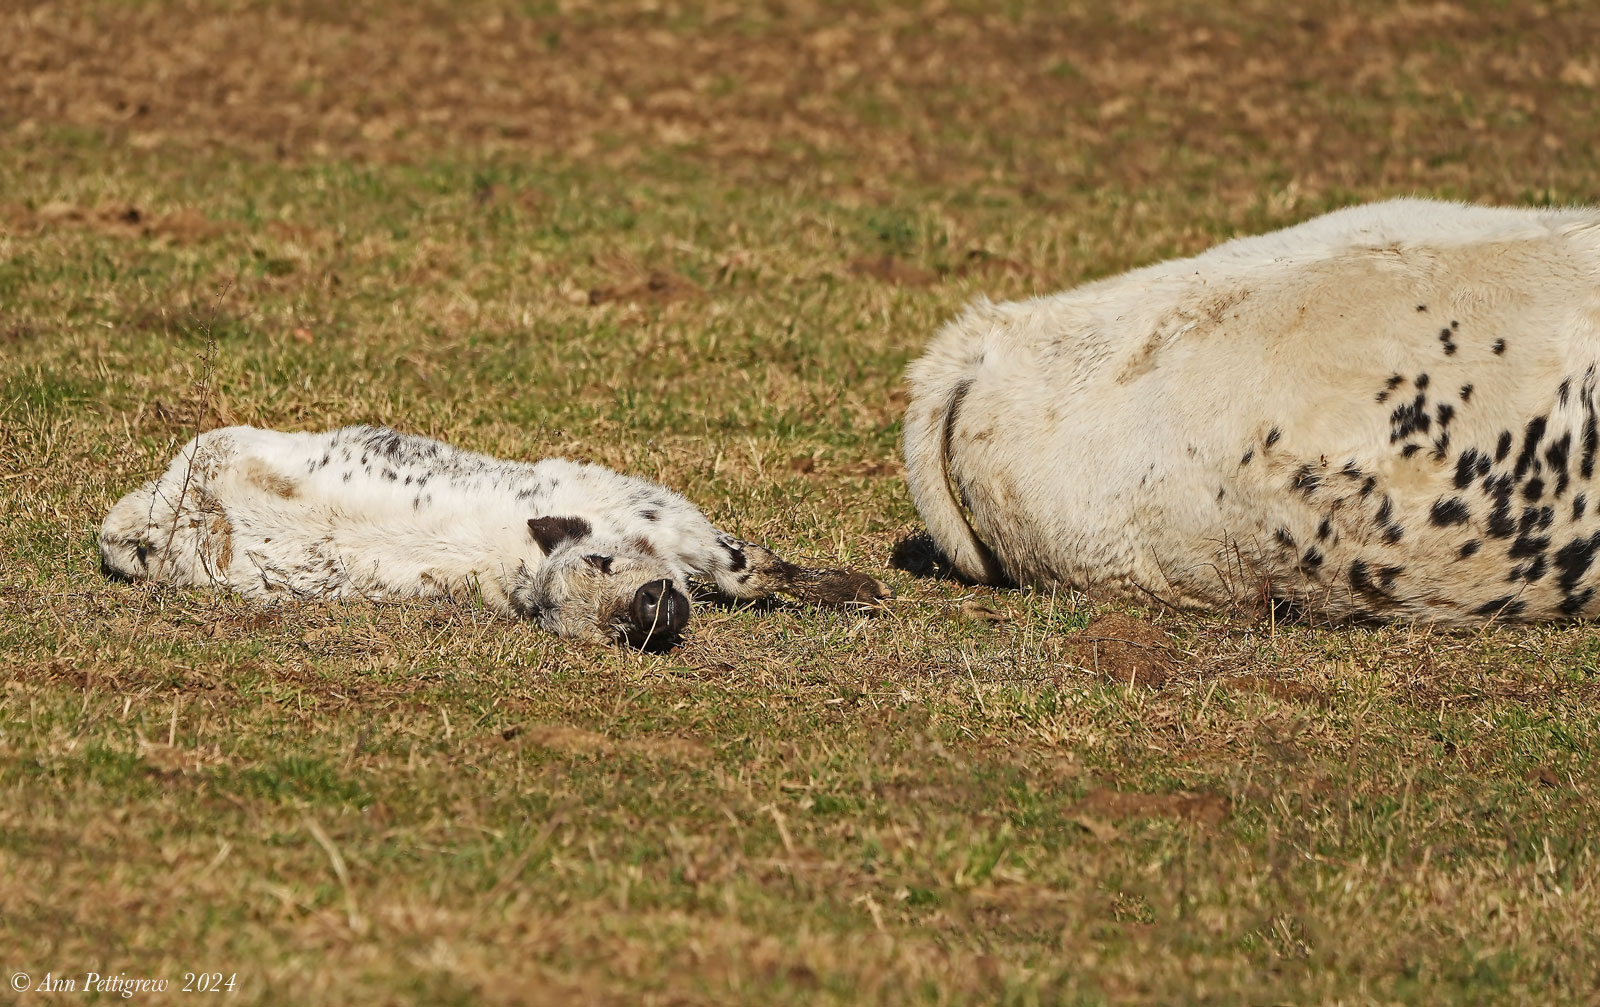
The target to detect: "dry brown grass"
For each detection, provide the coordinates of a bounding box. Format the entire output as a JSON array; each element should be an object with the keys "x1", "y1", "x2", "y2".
[{"x1": 4, "y1": 1, "x2": 1600, "y2": 1003}]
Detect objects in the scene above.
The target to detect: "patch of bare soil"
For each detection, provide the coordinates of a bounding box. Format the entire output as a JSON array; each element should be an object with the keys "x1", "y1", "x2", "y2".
[
  {"x1": 1074, "y1": 786, "x2": 1231, "y2": 826},
  {"x1": 849, "y1": 255, "x2": 939, "y2": 287},
  {"x1": 1064, "y1": 612, "x2": 1179, "y2": 687},
  {"x1": 1222, "y1": 673, "x2": 1328, "y2": 707},
  {"x1": 9, "y1": 202, "x2": 230, "y2": 244},
  {"x1": 587, "y1": 268, "x2": 701, "y2": 306},
  {"x1": 499, "y1": 723, "x2": 708, "y2": 762},
  {"x1": 848, "y1": 250, "x2": 1037, "y2": 287}
]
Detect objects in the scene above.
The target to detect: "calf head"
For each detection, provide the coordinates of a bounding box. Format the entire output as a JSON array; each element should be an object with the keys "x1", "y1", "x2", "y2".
[{"x1": 510, "y1": 515, "x2": 690, "y2": 649}]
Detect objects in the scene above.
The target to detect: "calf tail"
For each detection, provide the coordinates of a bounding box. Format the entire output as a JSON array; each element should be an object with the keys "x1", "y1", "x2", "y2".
[{"x1": 902, "y1": 302, "x2": 1008, "y2": 584}]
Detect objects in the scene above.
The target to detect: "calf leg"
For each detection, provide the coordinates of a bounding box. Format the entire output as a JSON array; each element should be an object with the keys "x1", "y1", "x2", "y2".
[{"x1": 695, "y1": 532, "x2": 892, "y2": 608}]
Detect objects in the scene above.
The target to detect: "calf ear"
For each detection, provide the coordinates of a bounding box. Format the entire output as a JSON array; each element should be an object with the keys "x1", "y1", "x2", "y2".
[{"x1": 528, "y1": 515, "x2": 593, "y2": 554}]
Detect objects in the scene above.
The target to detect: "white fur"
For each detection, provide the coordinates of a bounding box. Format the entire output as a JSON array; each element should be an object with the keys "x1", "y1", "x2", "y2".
[
  {"x1": 102, "y1": 426, "x2": 888, "y2": 644},
  {"x1": 905, "y1": 199, "x2": 1600, "y2": 623}
]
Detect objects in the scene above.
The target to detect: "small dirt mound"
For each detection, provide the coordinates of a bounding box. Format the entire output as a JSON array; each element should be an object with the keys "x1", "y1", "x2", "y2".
[{"x1": 1065, "y1": 612, "x2": 1178, "y2": 687}]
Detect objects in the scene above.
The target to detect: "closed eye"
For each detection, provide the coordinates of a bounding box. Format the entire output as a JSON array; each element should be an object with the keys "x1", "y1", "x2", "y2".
[{"x1": 583, "y1": 554, "x2": 614, "y2": 574}]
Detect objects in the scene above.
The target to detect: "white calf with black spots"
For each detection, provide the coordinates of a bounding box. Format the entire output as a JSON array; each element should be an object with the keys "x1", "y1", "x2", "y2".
[
  {"x1": 101, "y1": 426, "x2": 890, "y2": 647},
  {"x1": 904, "y1": 198, "x2": 1600, "y2": 623}
]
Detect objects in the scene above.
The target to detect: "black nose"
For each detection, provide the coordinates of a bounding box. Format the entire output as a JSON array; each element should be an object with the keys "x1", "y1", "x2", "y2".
[{"x1": 628, "y1": 579, "x2": 690, "y2": 647}]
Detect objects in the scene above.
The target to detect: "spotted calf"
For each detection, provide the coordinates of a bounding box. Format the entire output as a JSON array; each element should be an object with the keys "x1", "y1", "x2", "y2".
[
  {"x1": 101, "y1": 426, "x2": 890, "y2": 647},
  {"x1": 904, "y1": 198, "x2": 1600, "y2": 623}
]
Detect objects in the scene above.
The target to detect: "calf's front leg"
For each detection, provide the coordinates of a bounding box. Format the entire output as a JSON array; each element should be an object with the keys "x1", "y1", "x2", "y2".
[{"x1": 692, "y1": 531, "x2": 892, "y2": 608}]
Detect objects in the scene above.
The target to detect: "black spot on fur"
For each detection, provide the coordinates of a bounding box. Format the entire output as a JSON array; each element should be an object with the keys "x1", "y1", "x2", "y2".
[
  {"x1": 1430, "y1": 498, "x2": 1470, "y2": 526},
  {"x1": 1275, "y1": 527, "x2": 1296, "y2": 548},
  {"x1": 1431, "y1": 433, "x2": 1451, "y2": 460},
  {"x1": 1349, "y1": 560, "x2": 1397, "y2": 606},
  {"x1": 1546, "y1": 433, "x2": 1573, "y2": 497},
  {"x1": 1496, "y1": 431, "x2": 1514, "y2": 462},
  {"x1": 1492, "y1": 339, "x2": 1506, "y2": 355},
  {"x1": 1240, "y1": 449, "x2": 1254, "y2": 465},
  {"x1": 1436, "y1": 403, "x2": 1455, "y2": 428},
  {"x1": 1523, "y1": 478, "x2": 1545, "y2": 502},
  {"x1": 528, "y1": 515, "x2": 593, "y2": 554},
  {"x1": 1559, "y1": 379, "x2": 1572, "y2": 406},
  {"x1": 1583, "y1": 408, "x2": 1599, "y2": 480},
  {"x1": 1401, "y1": 444, "x2": 1422, "y2": 458},
  {"x1": 1415, "y1": 373, "x2": 1430, "y2": 390},
  {"x1": 1341, "y1": 461, "x2": 1362, "y2": 479},
  {"x1": 1292, "y1": 465, "x2": 1321, "y2": 495},
  {"x1": 1360, "y1": 476, "x2": 1377, "y2": 498},
  {"x1": 1300, "y1": 547, "x2": 1324, "y2": 569},
  {"x1": 1526, "y1": 505, "x2": 1555, "y2": 533},
  {"x1": 1317, "y1": 517, "x2": 1333, "y2": 540},
  {"x1": 1416, "y1": 305, "x2": 1427, "y2": 313},
  {"x1": 1574, "y1": 494, "x2": 1588, "y2": 521},
  {"x1": 1386, "y1": 374, "x2": 1405, "y2": 389},
  {"x1": 1560, "y1": 588, "x2": 1595, "y2": 616},
  {"x1": 1349, "y1": 560, "x2": 1378, "y2": 596},
  {"x1": 1457, "y1": 540, "x2": 1481, "y2": 560},
  {"x1": 1514, "y1": 416, "x2": 1547, "y2": 480},
  {"x1": 640, "y1": 509, "x2": 660, "y2": 522},
  {"x1": 1460, "y1": 383, "x2": 1473, "y2": 403},
  {"x1": 1454, "y1": 449, "x2": 1482, "y2": 489},
  {"x1": 1510, "y1": 531, "x2": 1550, "y2": 560},
  {"x1": 1475, "y1": 595, "x2": 1525, "y2": 619},
  {"x1": 725, "y1": 544, "x2": 748, "y2": 571},
  {"x1": 1485, "y1": 475, "x2": 1516, "y2": 538},
  {"x1": 1377, "y1": 565, "x2": 1404, "y2": 589},
  {"x1": 1265, "y1": 427, "x2": 1281, "y2": 447},
  {"x1": 1555, "y1": 532, "x2": 1600, "y2": 593},
  {"x1": 1376, "y1": 390, "x2": 1391, "y2": 404},
  {"x1": 1389, "y1": 393, "x2": 1431, "y2": 443},
  {"x1": 1373, "y1": 496, "x2": 1404, "y2": 544}
]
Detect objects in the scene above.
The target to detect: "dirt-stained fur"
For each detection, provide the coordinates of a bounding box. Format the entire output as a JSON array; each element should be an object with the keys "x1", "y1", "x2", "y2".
[
  {"x1": 101, "y1": 426, "x2": 890, "y2": 647},
  {"x1": 905, "y1": 199, "x2": 1600, "y2": 623}
]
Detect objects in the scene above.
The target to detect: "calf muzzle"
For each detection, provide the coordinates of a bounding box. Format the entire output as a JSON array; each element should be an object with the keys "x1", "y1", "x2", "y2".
[{"x1": 625, "y1": 579, "x2": 690, "y2": 648}]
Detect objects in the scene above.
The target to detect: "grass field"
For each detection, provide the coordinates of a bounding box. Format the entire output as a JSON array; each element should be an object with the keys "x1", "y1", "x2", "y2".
[{"x1": 4, "y1": 1, "x2": 1600, "y2": 1003}]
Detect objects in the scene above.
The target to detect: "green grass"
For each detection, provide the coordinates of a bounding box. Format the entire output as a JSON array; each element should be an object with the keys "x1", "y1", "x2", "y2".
[{"x1": 4, "y1": 0, "x2": 1600, "y2": 1003}]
